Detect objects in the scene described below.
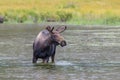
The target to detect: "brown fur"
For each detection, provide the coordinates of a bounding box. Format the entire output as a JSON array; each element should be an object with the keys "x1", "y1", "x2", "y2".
[{"x1": 33, "y1": 26, "x2": 67, "y2": 63}]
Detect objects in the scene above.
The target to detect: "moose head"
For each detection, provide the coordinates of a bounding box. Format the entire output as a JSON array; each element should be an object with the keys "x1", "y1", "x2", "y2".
[{"x1": 46, "y1": 26, "x2": 67, "y2": 47}]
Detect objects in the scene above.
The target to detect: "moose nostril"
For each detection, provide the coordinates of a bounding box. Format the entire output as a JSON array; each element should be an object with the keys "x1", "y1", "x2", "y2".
[{"x1": 60, "y1": 40, "x2": 67, "y2": 47}]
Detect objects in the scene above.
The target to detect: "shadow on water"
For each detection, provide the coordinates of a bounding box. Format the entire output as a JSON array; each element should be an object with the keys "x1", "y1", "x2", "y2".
[{"x1": 33, "y1": 63, "x2": 57, "y2": 70}]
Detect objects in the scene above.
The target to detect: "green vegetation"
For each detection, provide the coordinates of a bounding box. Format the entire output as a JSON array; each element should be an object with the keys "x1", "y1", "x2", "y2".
[{"x1": 0, "y1": 0, "x2": 119, "y2": 25}]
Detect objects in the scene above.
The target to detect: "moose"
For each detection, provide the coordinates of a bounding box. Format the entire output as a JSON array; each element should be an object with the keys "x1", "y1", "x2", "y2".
[{"x1": 33, "y1": 26, "x2": 67, "y2": 63}]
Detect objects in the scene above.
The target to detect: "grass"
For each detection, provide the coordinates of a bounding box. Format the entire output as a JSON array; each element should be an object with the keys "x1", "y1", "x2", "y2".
[{"x1": 0, "y1": 0, "x2": 120, "y2": 25}]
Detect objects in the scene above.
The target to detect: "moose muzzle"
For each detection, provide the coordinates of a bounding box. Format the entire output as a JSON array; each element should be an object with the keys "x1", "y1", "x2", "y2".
[{"x1": 60, "y1": 40, "x2": 67, "y2": 47}]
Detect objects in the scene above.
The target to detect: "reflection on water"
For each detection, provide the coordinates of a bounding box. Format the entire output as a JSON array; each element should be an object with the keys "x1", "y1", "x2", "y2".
[{"x1": 0, "y1": 24, "x2": 120, "y2": 80}]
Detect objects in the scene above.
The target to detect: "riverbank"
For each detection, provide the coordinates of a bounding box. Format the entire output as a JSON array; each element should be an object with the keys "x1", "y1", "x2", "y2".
[{"x1": 0, "y1": 0, "x2": 119, "y2": 25}]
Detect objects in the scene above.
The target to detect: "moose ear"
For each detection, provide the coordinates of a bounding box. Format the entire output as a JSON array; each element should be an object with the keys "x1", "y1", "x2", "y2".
[
  {"x1": 56, "y1": 26, "x2": 67, "y2": 33},
  {"x1": 46, "y1": 26, "x2": 54, "y2": 32}
]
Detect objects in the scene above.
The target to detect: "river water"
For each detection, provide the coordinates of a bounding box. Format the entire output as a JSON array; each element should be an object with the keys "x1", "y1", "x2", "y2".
[{"x1": 0, "y1": 24, "x2": 120, "y2": 80}]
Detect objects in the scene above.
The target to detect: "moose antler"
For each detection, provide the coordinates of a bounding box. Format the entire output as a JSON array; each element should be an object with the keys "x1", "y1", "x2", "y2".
[{"x1": 46, "y1": 26, "x2": 54, "y2": 32}]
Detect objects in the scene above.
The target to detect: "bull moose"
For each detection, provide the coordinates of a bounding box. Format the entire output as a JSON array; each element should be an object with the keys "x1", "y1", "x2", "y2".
[{"x1": 33, "y1": 26, "x2": 67, "y2": 63}]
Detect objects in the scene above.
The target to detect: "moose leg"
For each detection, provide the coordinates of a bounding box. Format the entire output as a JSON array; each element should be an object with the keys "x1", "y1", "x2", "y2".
[
  {"x1": 42, "y1": 57, "x2": 49, "y2": 63},
  {"x1": 42, "y1": 59, "x2": 45, "y2": 63},
  {"x1": 32, "y1": 51, "x2": 38, "y2": 63},
  {"x1": 51, "y1": 53, "x2": 55, "y2": 63},
  {"x1": 51, "y1": 55, "x2": 55, "y2": 63},
  {"x1": 51, "y1": 44, "x2": 56, "y2": 63},
  {"x1": 46, "y1": 57, "x2": 49, "y2": 63},
  {"x1": 32, "y1": 57, "x2": 38, "y2": 63}
]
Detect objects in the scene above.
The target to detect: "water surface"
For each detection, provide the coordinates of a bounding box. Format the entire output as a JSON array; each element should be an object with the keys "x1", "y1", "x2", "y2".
[{"x1": 0, "y1": 24, "x2": 120, "y2": 80}]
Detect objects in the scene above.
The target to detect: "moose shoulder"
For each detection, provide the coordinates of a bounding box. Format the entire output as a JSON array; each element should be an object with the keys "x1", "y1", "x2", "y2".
[{"x1": 33, "y1": 26, "x2": 67, "y2": 63}]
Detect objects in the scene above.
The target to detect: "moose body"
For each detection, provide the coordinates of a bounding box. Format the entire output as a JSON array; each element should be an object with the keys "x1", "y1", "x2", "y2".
[{"x1": 33, "y1": 26, "x2": 67, "y2": 63}]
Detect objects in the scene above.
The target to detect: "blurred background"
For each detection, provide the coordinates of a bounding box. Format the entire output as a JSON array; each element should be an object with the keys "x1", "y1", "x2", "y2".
[{"x1": 0, "y1": 0, "x2": 119, "y2": 25}]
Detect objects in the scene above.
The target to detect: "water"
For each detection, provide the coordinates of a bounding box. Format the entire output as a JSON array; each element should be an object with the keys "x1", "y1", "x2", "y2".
[{"x1": 0, "y1": 24, "x2": 120, "y2": 80}]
